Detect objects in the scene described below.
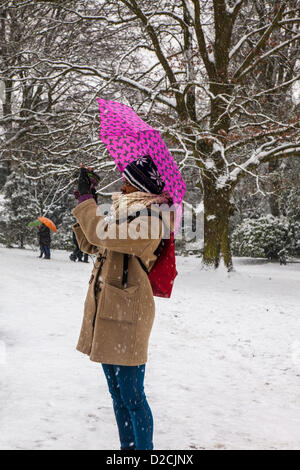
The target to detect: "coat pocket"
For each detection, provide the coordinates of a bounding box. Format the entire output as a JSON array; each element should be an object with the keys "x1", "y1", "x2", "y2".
[{"x1": 99, "y1": 283, "x2": 139, "y2": 324}]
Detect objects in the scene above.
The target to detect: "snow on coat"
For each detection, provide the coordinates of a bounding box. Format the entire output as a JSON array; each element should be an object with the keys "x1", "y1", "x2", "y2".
[{"x1": 72, "y1": 198, "x2": 165, "y2": 366}]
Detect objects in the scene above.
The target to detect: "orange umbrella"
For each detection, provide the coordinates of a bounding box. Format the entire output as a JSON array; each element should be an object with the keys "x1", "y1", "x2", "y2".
[{"x1": 38, "y1": 217, "x2": 57, "y2": 233}]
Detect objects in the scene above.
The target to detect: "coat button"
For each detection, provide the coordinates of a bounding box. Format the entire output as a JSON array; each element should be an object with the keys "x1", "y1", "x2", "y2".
[{"x1": 95, "y1": 284, "x2": 102, "y2": 294}]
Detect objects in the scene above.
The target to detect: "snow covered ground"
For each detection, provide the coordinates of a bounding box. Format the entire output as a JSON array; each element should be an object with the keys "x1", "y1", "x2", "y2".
[{"x1": 0, "y1": 246, "x2": 299, "y2": 450}]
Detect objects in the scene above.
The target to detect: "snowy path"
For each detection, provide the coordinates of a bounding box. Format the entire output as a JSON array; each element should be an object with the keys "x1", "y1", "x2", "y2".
[{"x1": 0, "y1": 247, "x2": 299, "y2": 450}]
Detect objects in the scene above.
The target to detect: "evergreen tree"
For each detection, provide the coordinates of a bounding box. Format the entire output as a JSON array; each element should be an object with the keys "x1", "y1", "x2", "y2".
[
  {"x1": 52, "y1": 199, "x2": 77, "y2": 252},
  {"x1": 0, "y1": 162, "x2": 8, "y2": 189},
  {"x1": 2, "y1": 173, "x2": 36, "y2": 248}
]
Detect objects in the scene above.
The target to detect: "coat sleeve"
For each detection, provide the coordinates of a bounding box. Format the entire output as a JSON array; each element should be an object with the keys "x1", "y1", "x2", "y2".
[
  {"x1": 72, "y1": 223, "x2": 101, "y2": 256},
  {"x1": 72, "y1": 198, "x2": 162, "y2": 258}
]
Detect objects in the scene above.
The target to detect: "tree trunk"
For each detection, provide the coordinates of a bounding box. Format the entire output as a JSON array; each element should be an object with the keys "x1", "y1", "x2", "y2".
[
  {"x1": 221, "y1": 210, "x2": 233, "y2": 271},
  {"x1": 268, "y1": 159, "x2": 281, "y2": 217},
  {"x1": 202, "y1": 177, "x2": 233, "y2": 270},
  {"x1": 20, "y1": 232, "x2": 24, "y2": 249}
]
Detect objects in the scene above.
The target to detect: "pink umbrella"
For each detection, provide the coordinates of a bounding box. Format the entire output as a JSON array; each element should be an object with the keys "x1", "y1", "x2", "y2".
[{"x1": 97, "y1": 98, "x2": 186, "y2": 232}]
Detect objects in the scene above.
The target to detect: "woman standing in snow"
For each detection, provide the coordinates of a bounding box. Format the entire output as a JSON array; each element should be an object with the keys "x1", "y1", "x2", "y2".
[{"x1": 72, "y1": 157, "x2": 174, "y2": 451}]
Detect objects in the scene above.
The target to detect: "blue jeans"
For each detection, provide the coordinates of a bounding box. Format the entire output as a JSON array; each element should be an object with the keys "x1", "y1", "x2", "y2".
[
  {"x1": 40, "y1": 244, "x2": 51, "y2": 258},
  {"x1": 102, "y1": 364, "x2": 154, "y2": 450}
]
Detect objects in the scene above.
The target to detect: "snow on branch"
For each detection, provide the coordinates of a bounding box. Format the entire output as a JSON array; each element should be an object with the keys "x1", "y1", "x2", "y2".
[
  {"x1": 191, "y1": 0, "x2": 216, "y2": 77},
  {"x1": 11, "y1": 58, "x2": 177, "y2": 109},
  {"x1": 236, "y1": 32, "x2": 300, "y2": 82},
  {"x1": 226, "y1": 0, "x2": 244, "y2": 16},
  {"x1": 229, "y1": 143, "x2": 300, "y2": 184},
  {"x1": 233, "y1": 1, "x2": 289, "y2": 81}
]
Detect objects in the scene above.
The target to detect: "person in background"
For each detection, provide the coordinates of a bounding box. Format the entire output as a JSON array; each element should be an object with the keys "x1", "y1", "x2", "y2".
[
  {"x1": 37, "y1": 223, "x2": 51, "y2": 260},
  {"x1": 70, "y1": 230, "x2": 89, "y2": 263}
]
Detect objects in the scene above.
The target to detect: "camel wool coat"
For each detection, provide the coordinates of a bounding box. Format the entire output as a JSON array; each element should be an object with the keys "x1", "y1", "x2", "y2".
[{"x1": 72, "y1": 198, "x2": 164, "y2": 366}]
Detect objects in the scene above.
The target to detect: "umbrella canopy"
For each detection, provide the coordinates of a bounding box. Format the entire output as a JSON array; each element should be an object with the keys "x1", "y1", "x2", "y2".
[
  {"x1": 28, "y1": 220, "x2": 42, "y2": 228},
  {"x1": 38, "y1": 217, "x2": 57, "y2": 233},
  {"x1": 97, "y1": 98, "x2": 186, "y2": 232}
]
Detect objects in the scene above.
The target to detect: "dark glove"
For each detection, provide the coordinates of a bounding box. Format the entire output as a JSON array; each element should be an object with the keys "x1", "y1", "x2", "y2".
[
  {"x1": 77, "y1": 166, "x2": 100, "y2": 202},
  {"x1": 91, "y1": 187, "x2": 98, "y2": 204},
  {"x1": 78, "y1": 167, "x2": 92, "y2": 195},
  {"x1": 87, "y1": 169, "x2": 101, "y2": 192}
]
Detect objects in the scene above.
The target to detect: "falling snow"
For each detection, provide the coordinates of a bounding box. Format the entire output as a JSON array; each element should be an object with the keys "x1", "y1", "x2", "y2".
[{"x1": 0, "y1": 247, "x2": 300, "y2": 450}]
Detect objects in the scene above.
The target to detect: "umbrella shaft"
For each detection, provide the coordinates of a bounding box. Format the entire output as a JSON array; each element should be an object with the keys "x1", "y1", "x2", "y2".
[{"x1": 97, "y1": 176, "x2": 123, "y2": 193}]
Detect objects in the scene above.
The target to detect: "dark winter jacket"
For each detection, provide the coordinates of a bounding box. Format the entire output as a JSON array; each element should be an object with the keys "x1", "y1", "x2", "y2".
[{"x1": 38, "y1": 225, "x2": 51, "y2": 245}]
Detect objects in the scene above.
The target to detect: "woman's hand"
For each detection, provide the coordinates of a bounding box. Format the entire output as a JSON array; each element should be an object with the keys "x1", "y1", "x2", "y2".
[
  {"x1": 77, "y1": 165, "x2": 101, "y2": 203},
  {"x1": 78, "y1": 166, "x2": 92, "y2": 195}
]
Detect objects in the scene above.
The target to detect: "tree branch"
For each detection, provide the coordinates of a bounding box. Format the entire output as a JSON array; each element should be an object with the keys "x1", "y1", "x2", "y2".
[
  {"x1": 229, "y1": 142, "x2": 300, "y2": 185},
  {"x1": 191, "y1": 0, "x2": 216, "y2": 79},
  {"x1": 236, "y1": 32, "x2": 300, "y2": 82},
  {"x1": 233, "y1": 1, "x2": 288, "y2": 82}
]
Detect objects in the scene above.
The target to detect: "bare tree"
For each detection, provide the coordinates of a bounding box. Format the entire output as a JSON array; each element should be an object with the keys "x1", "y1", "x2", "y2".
[
  {"x1": 0, "y1": 1, "x2": 121, "y2": 185},
  {"x1": 1, "y1": 0, "x2": 299, "y2": 269}
]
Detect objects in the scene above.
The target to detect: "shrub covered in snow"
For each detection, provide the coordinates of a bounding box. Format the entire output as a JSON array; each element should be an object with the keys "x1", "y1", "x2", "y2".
[
  {"x1": 231, "y1": 215, "x2": 300, "y2": 261},
  {"x1": 280, "y1": 187, "x2": 300, "y2": 222}
]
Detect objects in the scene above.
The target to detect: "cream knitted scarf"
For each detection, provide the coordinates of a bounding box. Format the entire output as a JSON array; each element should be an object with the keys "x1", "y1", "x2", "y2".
[{"x1": 107, "y1": 191, "x2": 175, "y2": 231}]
